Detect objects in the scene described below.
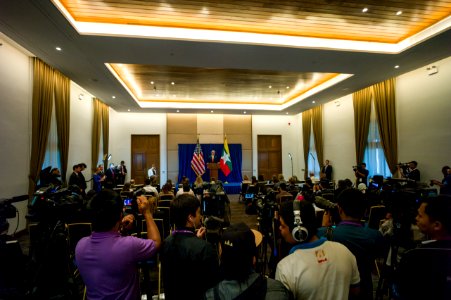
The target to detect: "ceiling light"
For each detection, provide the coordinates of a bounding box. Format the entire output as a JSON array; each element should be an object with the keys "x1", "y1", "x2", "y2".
[
  {"x1": 394, "y1": 65, "x2": 400, "y2": 69},
  {"x1": 210, "y1": 110, "x2": 214, "y2": 113},
  {"x1": 243, "y1": 111, "x2": 247, "y2": 114},
  {"x1": 171, "y1": 82, "x2": 175, "y2": 85},
  {"x1": 286, "y1": 86, "x2": 290, "y2": 89},
  {"x1": 150, "y1": 81, "x2": 154, "y2": 85},
  {"x1": 55, "y1": 47, "x2": 62, "y2": 51},
  {"x1": 396, "y1": 11, "x2": 402, "y2": 16},
  {"x1": 286, "y1": 112, "x2": 289, "y2": 115},
  {"x1": 176, "y1": 109, "x2": 180, "y2": 113},
  {"x1": 312, "y1": 100, "x2": 316, "y2": 103},
  {"x1": 362, "y1": 8, "x2": 368, "y2": 13},
  {"x1": 268, "y1": 85, "x2": 272, "y2": 89},
  {"x1": 127, "y1": 109, "x2": 130, "y2": 112},
  {"x1": 112, "y1": 96, "x2": 116, "y2": 99}
]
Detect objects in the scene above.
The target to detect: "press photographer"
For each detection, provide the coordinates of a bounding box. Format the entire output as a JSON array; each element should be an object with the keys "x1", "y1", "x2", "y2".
[
  {"x1": 353, "y1": 162, "x2": 369, "y2": 186},
  {"x1": 398, "y1": 161, "x2": 421, "y2": 182}
]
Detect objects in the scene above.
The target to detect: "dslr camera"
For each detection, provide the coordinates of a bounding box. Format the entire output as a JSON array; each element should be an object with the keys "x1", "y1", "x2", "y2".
[{"x1": 353, "y1": 165, "x2": 361, "y2": 172}]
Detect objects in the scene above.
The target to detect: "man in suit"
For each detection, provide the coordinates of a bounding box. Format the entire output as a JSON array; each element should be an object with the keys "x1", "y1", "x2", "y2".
[
  {"x1": 147, "y1": 163, "x2": 157, "y2": 178},
  {"x1": 209, "y1": 150, "x2": 217, "y2": 163},
  {"x1": 321, "y1": 160, "x2": 333, "y2": 181}
]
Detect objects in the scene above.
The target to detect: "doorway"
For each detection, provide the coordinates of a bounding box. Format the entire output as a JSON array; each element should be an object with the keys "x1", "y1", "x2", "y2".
[
  {"x1": 257, "y1": 135, "x2": 282, "y2": 181},
  {"x1": 131, "y1": 135, "x2": 160, "y2": 184}
]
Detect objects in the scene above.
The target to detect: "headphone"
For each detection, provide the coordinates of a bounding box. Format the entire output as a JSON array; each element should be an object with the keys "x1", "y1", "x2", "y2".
[{"x1": 292, "y1": 200, "x2": 309, "y2": 243}]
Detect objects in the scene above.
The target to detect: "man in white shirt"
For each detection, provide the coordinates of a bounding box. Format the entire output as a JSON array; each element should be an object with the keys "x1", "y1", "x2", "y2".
[
  {"x1": 147, "y1": 164, "x2": 157, "y2": 178},
  {"x1": 275, "y1": 199, "x2": 360, "y2": 300}
]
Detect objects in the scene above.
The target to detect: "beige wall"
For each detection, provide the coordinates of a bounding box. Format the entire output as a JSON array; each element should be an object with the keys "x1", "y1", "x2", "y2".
[{"x1": 166, "y1": 113, "x2": 252, "y2": 182}]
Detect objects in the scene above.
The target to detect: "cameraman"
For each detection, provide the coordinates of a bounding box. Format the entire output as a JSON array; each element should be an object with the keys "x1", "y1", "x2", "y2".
[
  {"x1": 354, "y1": 163, "x2": 369, "y2": 186},
  {"x1": 398, "y1": 161, "x2": 420, "y2": 182},
  {"x1": 75, "y1": 190, "x2": 161, "y2": 300}
]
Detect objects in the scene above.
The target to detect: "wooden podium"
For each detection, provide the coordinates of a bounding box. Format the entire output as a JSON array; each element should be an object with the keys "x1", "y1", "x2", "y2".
[{"x1": 207, "y1": 162, "x2": 219, "y2": 181}]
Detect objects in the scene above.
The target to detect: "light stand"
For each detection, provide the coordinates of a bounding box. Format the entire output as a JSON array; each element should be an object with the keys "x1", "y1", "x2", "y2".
[{"x1": 288, "y1": 153, "x2": 293, "y2": 177}]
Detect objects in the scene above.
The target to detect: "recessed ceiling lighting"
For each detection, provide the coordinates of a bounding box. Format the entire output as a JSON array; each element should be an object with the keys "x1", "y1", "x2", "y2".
[
  {"x1": 396, "y1": 11, "x2": 402, "y2": 16},
  {"x1": 243, "y1": 111, "x2": 247, "y2": 114},
  {"x1": 127, "y1": 109, "x2": 130, "y2": 112},
  {"x1": 112, "y1": 96, "x2": 116, "y2": 99},
  {"x1": 55, "y1": 47, "x2": 62, "y2": 51},
  {"x1": 171, "y1": 82, "x2": 175, "y2": 85},
  {"x1": 150, "y1": 81, "x2": 154, "y2": 85},
  {"x1": 362, "y1": 7, "x2": 368, "y2": 13},
  {"x1": 268, "y1": 85, "x2": 272, "y2": 89},
  {"x1": 176, "y1": 109, "x2": 180, "y2": 113},
  {"x1": 312, "y1": 100, "x2": 316, "y2": 103},
  {"x1": 286, "y1": 112, "x2": 289, "y2": 115},
  {"x1": 210, "y1": 110, "x2": 214, "y2": 113},
  {"x1": 286, "y1": 86, "x2": 290, "y2": 89},
  {"x1": 394, "y1": 65, "x2": 400, "y2": 69}
]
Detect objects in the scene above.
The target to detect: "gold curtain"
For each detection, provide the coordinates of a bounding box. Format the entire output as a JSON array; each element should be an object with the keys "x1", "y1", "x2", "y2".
[
  {"x1": 29, "y1": 58, "x2": 55, "y2": 196},
  {"x1": 53, "y1": 71, "x2": 70, "y2": 184},
  {"x1": 101, "y1": 102, "x2": 109, "y2": 164},
  {"x1": 311, "y1": 105, "x2": 324, "y2": 170},
  {"x1": 302, "y1": 110, "x2": 312, "y2": 179},
  {"x1": 91, "y1": 98, "x2": 102, "y2": 173},
  {"x1": 353, "y1": 87, "x2": 372, "y2": 165},
  {"x1": 373, "y1": 78, "x2": 398, "y2": 174}
]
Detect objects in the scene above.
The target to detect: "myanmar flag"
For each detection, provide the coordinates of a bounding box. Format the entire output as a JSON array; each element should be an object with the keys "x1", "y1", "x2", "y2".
[{"x1": 220, "y1": 136, "x2": 233, "y2": 177}]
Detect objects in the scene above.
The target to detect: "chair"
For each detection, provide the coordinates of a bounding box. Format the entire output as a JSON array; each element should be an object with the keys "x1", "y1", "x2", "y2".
[
  {"x1": 398, "y1": 247, "x2": 451, "y2": 300},
  {"x1": 67, "y1": 223, "x2": 92, "y2": 255},
  {"x1": 141, "y1": 218, "x2": 166, "y2": 240},
  {"x1": 155, "y1": 206, "x2": 172, "y2": 236},
  {"x1": 157, "y1": 199, "x2": 172, "y2": 208},
  {"x1": 277, "y1": 194, "x2": 293, "y2": 205},
  {"x1": 367, "y1": 205, "x2": 386, "y2": 230},
  {"x1": 159, "y1": 194, "x2": 174, "y2": 201},
  {"x1": 238, "y1": 183, "x2": 249, "y2": 203}
]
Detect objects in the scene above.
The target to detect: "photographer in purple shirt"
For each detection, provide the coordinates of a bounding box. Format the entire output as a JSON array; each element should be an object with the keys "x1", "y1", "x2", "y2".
[{"x1": 76, "y1": 190, "x2": 161, "y2": 300}]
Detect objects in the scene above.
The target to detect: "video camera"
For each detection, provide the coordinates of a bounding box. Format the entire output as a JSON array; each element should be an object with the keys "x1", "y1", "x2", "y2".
[
  {"x1": 0, "y1": 196, "x2": 27, "y2": 233},
  {"x1": 255, "y1": 191, "x2": 278, "y2": 234},
  {"x1": 27, "y1": 185, "x2": 83, "y2": 223},
  {"x1": 353, "y1": 165, "x2": 363, "y2": 172}
]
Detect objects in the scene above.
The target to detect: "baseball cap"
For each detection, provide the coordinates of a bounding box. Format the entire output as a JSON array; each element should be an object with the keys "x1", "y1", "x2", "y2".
[{"x1": 221, "y1": 223, "x2": 262, "y2": 259}]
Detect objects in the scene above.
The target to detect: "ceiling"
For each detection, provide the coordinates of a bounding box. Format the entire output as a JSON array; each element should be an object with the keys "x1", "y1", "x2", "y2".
[{"x1": 0, "y1": 0, "x2": 450, "y2": 114}]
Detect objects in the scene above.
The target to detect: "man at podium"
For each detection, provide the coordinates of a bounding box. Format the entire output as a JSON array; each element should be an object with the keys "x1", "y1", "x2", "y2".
[{"x1": 208, "y1": 150, "x2": 218, "y2": 163}]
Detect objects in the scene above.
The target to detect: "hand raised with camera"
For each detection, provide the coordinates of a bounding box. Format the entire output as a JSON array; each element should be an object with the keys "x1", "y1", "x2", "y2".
[{"x1": 136, "y1": 195, "x2": 156, "y2": 216}]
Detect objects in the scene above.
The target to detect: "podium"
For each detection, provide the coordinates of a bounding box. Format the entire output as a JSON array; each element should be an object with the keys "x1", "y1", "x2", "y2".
[{"x1": 207, "y1": 163, "x2": 219, "y2": 181}]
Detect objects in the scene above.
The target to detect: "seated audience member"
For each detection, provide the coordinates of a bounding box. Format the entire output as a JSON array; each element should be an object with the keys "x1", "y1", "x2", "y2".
[
  {"x1": 205, "y1": 222, "x2": 292, "y2": 300},
  {"x1": 76, "y1": 190, "x2": 161, "y2": 300},
  {"x1": 276, "y1": 182, "x2": 293, "y2": 203},
  {"x1": 143, "y1": 178, "x2": 159, "y2": 196},
  {"x1": 318, "y1": 188, "x2": 385, "y2": 299},
  {"x1": 274, "y1": 174, "x2": 286, "y2": 190},
  {"x1": 275, "y1": 199, "x2": 360, "y2": 300},
  {"x1": 176, "y1": 182, "x2": 195, "y2": 197},
  {"x1": 161, "y1": 194, "x2": 219, "y2": 300},
  {"x1": 160, "y1": 182, "x2": 174, "y2": 196},
  {"x1": 49, "y1": 167, "x2": 62, "y2": 186},
  {"x1": 431, "y1": 165, "x2": 451, "y2": 195},
  {"x1": 398, "y1": 195, "x2": 451, "y2": 300}
]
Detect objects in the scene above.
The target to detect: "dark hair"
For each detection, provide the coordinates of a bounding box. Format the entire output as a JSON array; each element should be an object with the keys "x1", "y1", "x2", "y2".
[
  {"x1": 170, "y1": 194, "x2": 200, "y2": 228},
  {"x1": 337, "y1": 188, "x2": 367, "y2": 219},
  {"x1": 279, "y1": 182, "x2": 287, "y2": 191},
  {"x1": 78, "y1": 163, "x2": 87, "y2": 168},
  {"x1": 441, "y1": 166, "x2": 450, "y2": 177},
  {"x1": 279, "y1": 200, "x2": 317, "y2": 239},
  {"x1": 410, "y1": 161, "x2": 418, "y2": 167},
  {"x1": 423, "y1": 195, "x2": 451, "y2": 233},
  {"x1": 72, "y1": 164, "x2": 79, "y2": 171},
  {"x1": 182, "y1": 183, "x2": 190, "y2": 192},
  {"x1": 88, "y1": 190, "x2": 123, "y2": 232},
  {"x1": 360, "y1": 162, "x2": 366, "y2": 167},
  {"x1": 145, "y1": 178, "x2": 151, "y2": 185},
  {"x1": 220, "y1": 223, "x2": 255, "y2": 281}
]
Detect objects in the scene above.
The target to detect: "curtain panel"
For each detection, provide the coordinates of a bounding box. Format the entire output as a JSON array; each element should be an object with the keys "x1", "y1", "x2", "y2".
[
  {"x1": 373, "y1": 78, "x2": 398, "y2": 174},
  {"x1": 28, "y1": 58, "x2": 55, "y2": 196},
  {"x1": 312, "y1": 105, "x2": 324, "y2": 170},
  {"x1": 53, "y1": 71, "x2": 70, "y2": 184},
  {"x1": 101, "y1": 102, "x2": 109, "y2": 164},
  {"x1": 302, "y1": 110, "x2": 312, "y2": 180},
  {"x1": 353, "y1": 87, "x2": 372, "y2": 165},
  {"x1": 91, "y1": 98, "x2": 102, "y2": 172}
]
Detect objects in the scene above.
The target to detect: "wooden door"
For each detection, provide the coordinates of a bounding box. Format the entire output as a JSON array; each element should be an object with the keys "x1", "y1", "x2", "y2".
[
  {"x1": 131, "y1": 135, "x2": 160, "y2": 184},
  {"x1": 257, "y1": 135, "x2": 282, "y2": 181}
]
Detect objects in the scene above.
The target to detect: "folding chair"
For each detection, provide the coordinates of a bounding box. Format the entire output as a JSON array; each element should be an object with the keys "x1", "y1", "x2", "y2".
[{"x1": 367, "y1": 205, "x2": 386, "y2": 230}]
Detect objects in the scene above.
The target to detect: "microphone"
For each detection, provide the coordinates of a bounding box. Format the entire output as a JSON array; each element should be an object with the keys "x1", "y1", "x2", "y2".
[{"x1": 288, "y1": 153, "x2": 292, "y2": 159}]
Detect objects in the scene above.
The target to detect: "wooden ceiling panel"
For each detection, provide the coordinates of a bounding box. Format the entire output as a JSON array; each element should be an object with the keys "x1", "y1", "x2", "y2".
[
  {"x1": 59, "y1": 0, "x2": 451, "y2": 43},
  {"x1": 110, "y1": 63, "x2": 338, "y2": 105}
]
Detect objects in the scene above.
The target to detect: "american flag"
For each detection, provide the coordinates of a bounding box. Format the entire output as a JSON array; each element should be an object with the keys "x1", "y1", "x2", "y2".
[{"x1": 191, "y1": 138, "x2": 205, "y2": 177}]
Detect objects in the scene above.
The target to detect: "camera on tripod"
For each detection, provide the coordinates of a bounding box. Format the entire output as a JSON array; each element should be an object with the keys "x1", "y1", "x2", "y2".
[{"x1": 352, "y1": 165, "x2": 362, "y2": 172}]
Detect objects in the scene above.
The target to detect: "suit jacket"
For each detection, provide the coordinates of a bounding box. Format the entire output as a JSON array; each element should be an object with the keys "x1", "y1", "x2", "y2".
[{"x1": 321, "y1": 165, "x2": 333, "y2": 180}]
